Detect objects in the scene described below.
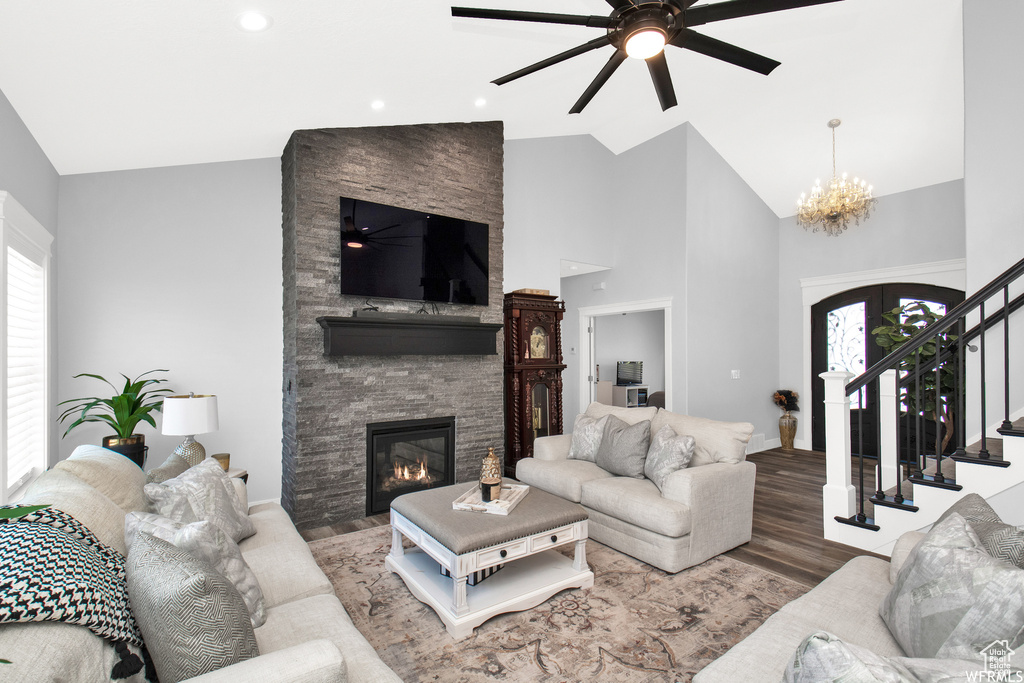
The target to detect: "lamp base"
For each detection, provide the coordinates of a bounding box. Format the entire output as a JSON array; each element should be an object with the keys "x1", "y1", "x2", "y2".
[{"x1": 174, "y1": 436, "x2": 207, "y2": 468}]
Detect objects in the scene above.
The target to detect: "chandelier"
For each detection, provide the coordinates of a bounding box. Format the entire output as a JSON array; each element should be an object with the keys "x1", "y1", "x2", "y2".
[{"x1": 796, "y1": 119, "x2": 875, "y2": 236}]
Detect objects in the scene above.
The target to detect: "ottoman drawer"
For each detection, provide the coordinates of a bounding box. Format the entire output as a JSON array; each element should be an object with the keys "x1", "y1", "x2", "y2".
[
  {"x1": 476, "y1": 539, "x2": 528, "y2": 569},
  {"x1": 530, "y1": 524, "x2": 577, "y2": 552}
]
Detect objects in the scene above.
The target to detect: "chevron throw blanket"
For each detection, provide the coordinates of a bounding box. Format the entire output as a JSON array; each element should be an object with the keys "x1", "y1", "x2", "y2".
[{"x1": 0, "y1": 506, "x2": 148, "y2": 679}]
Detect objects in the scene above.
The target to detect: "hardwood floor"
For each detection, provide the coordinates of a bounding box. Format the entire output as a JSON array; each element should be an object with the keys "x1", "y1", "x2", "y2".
[{"x1": 300, "y1": 446, "x2": 883, "y2": 589}]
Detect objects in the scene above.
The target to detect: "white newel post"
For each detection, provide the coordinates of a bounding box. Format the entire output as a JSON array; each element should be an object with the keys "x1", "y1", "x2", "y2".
[
  {"x1": 879, "y1": 370, "x2": 900, "y2": 498},
  {"x1": 821, "y1": 371, "x2": 855, "y2": 540}
]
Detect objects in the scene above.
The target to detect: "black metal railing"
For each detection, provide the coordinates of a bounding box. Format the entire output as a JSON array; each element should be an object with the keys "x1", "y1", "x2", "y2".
[{"x1": 836, "y1": 256, "x2": 1024, "y2": 529}]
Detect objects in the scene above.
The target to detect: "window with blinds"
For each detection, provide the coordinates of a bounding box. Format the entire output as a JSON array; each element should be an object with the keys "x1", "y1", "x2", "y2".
[
  {"x1": 1, "y1": 191, "x2": 53, "y2": 503},
  {"x1": 6, "y1": 246, "x2": 46, "y2": 496}
]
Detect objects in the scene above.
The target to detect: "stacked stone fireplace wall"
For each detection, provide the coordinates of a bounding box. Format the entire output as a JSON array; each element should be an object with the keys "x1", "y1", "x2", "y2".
[{"x1": 281, "y1": 122, "x2": 505, "y2": 530}]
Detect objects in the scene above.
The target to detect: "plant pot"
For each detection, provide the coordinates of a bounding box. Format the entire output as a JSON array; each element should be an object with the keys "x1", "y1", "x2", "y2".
[
  {"x1": 779, "y1": 412, "x2": 797, "y2": 450},
  {"x1": 102, "y1": 434, "x2": 148, "y2": 469}
]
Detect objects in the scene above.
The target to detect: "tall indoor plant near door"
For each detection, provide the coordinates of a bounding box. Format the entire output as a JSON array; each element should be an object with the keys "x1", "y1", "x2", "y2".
[{"x1": 57, "y1": 369, "x2": 174, "y2": 468}]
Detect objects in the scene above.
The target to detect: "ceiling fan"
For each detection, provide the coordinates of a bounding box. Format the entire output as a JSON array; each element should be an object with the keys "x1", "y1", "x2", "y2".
[
  {"x1": 451, "y1": 0, "x2": 843, "y2": 114},
  {"x1": 340, "y1": 200, "x2": 416, "y2": 250}
]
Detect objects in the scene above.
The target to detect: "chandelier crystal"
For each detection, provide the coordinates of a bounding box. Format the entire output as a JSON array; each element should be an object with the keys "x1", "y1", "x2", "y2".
[{"x1": 796, "y1": 119, "x2": 875, "y2": 236}]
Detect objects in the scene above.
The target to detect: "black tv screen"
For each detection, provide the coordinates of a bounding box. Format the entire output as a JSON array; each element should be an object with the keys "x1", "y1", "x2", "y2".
[
  {"x1": 338, "y1": 197, "x2": 489, "y2": 306},
  {"x1": 617, "y1": 361, "x2": 643, "y2": 385}
]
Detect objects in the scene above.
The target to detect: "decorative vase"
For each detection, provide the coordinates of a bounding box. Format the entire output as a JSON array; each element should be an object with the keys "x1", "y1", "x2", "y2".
[
  {"x1": 779, "y1": 412, "x2": 797, "y2": 450},
  {"x1": 480, "y1": 447, "x2": 502, "y2": 501},
  {"x1": 102, "y1": 434, "x2": 148, "y2": 469}
]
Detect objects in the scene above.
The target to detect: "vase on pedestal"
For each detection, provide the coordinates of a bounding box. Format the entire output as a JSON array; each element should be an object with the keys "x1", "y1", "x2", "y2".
[{"x1": 779, "y1": 411, "x2": 797, "y2": 450}]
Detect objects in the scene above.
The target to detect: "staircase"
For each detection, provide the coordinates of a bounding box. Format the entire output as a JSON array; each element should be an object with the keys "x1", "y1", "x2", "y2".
[{"x1": 821, "y1": 256, "x2": 1024, "y2": 555}]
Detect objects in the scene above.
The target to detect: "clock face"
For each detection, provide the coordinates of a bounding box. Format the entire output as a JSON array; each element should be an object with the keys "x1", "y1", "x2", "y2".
[{"x1": 529, "y1": 326, "x2": 549, "y2": 359}]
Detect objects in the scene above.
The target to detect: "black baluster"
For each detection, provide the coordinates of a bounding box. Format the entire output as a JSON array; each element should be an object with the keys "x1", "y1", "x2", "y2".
[
  {"x1": 953, "y1": 317, "x2": 966, "y2": 457},
  {"x1": 856, "y1": 386, "x2": 866, "y2": 523},
  {"x1": 979, "y1": 301, "x2": 990, "y2": 459},
  {"x1": 875, "y1": 378, "x2": 884, "y2": 501},
  {"x1": 1002, "y1": 285, "x2": 1013, "y2": 431},
  {"x1": 933, "y1": 357, "x2": 944, "y2": 483},
  {"x1": 916, "y1": 348, "x2": 923, "y2": 477}
]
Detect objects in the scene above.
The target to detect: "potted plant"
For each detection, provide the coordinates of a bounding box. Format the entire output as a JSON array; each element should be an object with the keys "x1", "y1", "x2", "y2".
[
  {"x1": 773, "y1": 389, "x2": 800, "y2": 450},
  {"x1": 57, "y1": 369, "x2": 174, "y2": 468}
]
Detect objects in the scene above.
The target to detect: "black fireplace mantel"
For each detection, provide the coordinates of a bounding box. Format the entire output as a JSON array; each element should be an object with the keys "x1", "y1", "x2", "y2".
[{"x1": 317, "y1": 313, "x2": 502, "y2": 357}]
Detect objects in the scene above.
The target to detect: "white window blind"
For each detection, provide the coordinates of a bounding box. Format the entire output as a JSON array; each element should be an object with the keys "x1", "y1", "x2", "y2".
[
  {"x1": 1, "y1": 191, "x2": 53, "y2": 502},
  {"x1": 6, "y1": 246, "x2": 46, "y2": 495}
]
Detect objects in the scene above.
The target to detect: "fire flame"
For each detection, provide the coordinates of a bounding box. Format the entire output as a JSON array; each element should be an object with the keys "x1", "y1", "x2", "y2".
[{"x1": 393, "y1": 460, "x2": 428, "y2": 481}]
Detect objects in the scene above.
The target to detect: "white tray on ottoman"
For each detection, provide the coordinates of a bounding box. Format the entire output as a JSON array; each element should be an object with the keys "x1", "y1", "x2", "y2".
[{"x1": 386, "y1": 482, "x2": 593, "y2": 640}]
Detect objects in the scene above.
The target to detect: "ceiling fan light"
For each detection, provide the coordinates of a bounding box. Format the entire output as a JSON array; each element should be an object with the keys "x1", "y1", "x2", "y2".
[
  {"x1": 624, "y1": 28, "x2": 666, "y2": 60},
  {"x1": 346, "y1": 241, "x2": 364, "y2": 249}
]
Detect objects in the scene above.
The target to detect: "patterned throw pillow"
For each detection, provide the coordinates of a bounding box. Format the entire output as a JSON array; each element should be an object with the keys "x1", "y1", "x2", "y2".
[
  {"x1": 595, "y1": 416, "x2": 651, "y2": 479},
  {"x1": 125, "y1": 512, "x2": 267, "y2": 627},
  {"x1": 567, "y1": 414, "x2": 609, "y2": 462},
  {"x1": 644, "y1": 425, "x2": 695, "y2": 491},
  {"x1": 937, "y1": 493, "x2": 1024, "y2": 568},
  {"x1": 125, "y1": 532, "x2": 259, "y2": 683},
  {"x1": 144, "y1": 458, "x2": 255, "y2": 543},
  {"x1": 880, "y1": 513, "x2": 1024, "y2": 660}
]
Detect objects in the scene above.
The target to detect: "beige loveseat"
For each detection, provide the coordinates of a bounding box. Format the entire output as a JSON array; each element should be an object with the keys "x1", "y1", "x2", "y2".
[
  {"x1": 516, "y1": 402, "x2": 756, "y2": 573},
  {"x1": 2, "y1": 445, "x2": 401, "y2": 683}
]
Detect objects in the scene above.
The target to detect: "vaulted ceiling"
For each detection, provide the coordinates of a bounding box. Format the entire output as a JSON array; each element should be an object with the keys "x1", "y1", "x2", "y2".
[{"x1": 0, "y1": 0, "x2": 964, "y2": 216}]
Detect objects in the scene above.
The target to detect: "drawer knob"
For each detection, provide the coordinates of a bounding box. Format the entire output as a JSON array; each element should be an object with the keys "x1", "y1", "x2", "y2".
[
  {"x1": 499, "y1": 549, "x2": 507, "y2": 558},
  {"x1": 551, "y1": 535, "x2": 558, "y2": 543}
]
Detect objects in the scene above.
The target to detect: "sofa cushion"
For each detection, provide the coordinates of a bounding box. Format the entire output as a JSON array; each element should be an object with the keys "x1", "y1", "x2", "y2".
[
  {"x1": 255, "y1": 594, "x2": 403, "y2": 683},
  {"x1": 515, "y1": 457, "x2": 613, "y2": 503},
  {"x1": 880, "y1": 512, "x2": 1024, "y2": 661},
  {"x1": 595, "y1": 416, "x2": 651, "y2": 479},
  {"x1": 125, "y1": 512, "x2": 267, "y2": 628},
  {"x1": 240, "y1": 502, "x2": 311, "y2": 552},
  {"x1": 937, "y1": 493, "x2": 1024, "y2": 569},
  {"x1": 20, "y1": 468, "x2": 129, "y2": 555},
  {"x1": 242, "y1": 541, "x2": 336, "y2": 609},
  {"x1": 566, "y1": 413, "x2": 609, "y2": 462},
  {"x1": 56, "y1": 445, "x2": 149, "y2": 513},
  {"x1": 650, "y1": 411, "x2": 753, "y2": 467},
  {"x1": 144, "y1": 458, "x2": 255, "y2": 543},
  {"x1": 0, "y1": 621, "x2": 148, "y2": 683},
  {"x1": 145, "y1": 452, "x2": 190, "y2": 484},
  {"x1": 581, "y1": 477, "x2": 690, "y2": 537},
  {"x1": 584, "y1": 401, "x2": 658, "y2": 425},
  {"x1": 645, "y1": 426, "x2": 695, "y2": 491},
  {"x1": 126, "y1": 532, "x2": 259, "y2": 682}
]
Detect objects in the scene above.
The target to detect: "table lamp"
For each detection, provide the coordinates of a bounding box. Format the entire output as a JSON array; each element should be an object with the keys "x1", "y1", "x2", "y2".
[{"x1": 161, "y1": 393, "x2": 219, "y2": 467}]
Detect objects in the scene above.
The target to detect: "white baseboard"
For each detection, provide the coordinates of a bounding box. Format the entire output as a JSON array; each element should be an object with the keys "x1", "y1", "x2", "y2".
[{"x1": 748, "y1": 435, "x2": 782, "y2": 453}]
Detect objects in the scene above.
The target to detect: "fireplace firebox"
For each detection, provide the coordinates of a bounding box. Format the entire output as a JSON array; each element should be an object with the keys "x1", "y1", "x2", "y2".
[{"x1": 366, "y1": 417, "x2": 456, "y2": 515}]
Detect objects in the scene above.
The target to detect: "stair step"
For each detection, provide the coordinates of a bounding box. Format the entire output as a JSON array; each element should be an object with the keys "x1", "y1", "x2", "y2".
[
  {"x1": 909, "y1": 473, "x2": 962, "y2": 491},
  {"x1": 870, "y1": 494, "x2": 919, "y2": 512},
  {"x1": 834, "y1": 514, "x2": 879, "y2": 531},
  {"x1": 963, "y1": 437, "x2": 1003, "y2": 459},
  {"x1": 951, "y1": 452, "x2": 1011, "y2": 468},
  {"x1": 997, "y1": 417, "x2": 1024, "y2": 438}
]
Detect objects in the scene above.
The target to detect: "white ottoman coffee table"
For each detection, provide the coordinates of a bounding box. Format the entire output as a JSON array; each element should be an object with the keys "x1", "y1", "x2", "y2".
[{"x1": 385, "y1": 482, "x2": 593, "y2": 640}]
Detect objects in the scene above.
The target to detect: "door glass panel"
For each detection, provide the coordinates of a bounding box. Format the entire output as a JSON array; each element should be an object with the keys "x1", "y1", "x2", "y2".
[
  {"x1": 531, "y1": 383, "x2": 549, "y2": 441},
  {"x1": 826, "y1": 301, "x2": 866, "y2": 409}
]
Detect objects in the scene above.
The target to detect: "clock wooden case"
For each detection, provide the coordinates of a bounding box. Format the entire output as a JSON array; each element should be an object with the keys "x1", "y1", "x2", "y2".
[{"x1": 503, "y1": 291, "x2": 566, "y2": 478}]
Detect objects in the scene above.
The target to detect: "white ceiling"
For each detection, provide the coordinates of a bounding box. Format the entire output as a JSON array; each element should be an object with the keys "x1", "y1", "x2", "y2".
[{"x1": 0, "y1": 0, "x2": 964, "y2": 217}]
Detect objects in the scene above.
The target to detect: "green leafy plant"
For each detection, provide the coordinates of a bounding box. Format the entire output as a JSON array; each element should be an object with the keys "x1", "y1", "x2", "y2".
[
  {"x1": 57, "y1": 370, "x2": 174, "y2": 439},
  {"x1": 872, "y1": 302, "x2": 958, "y2": 453}
]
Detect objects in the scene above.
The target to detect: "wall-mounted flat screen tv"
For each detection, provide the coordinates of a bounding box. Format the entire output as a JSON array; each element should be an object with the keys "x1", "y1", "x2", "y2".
[{"x1": 338, "y1": 197, "x2": 489, "y2": 306}]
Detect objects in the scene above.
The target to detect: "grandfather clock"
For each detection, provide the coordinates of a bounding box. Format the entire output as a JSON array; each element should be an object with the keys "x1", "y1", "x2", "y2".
[{"x1": 503, "y1": 291, "x2": 566, "y2": 478}]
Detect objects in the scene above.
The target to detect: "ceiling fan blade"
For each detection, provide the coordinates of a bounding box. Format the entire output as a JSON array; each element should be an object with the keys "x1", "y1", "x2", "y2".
[
  {"x1": 683, "y1": 0, "x2": 842, "y2": 28},
  {"x1": 452, "y1": 7, "x2": 613, "y2": 28},
  {"x1": 604, "y1": 0, "x2": 634, "y2": 8},
  {"x1": 569, "y1": 50, "x2": 627, "y2": 114},
  {"x1": 646, "y1": 52, "x2": 678, "y2": 110},
  {"x1": 670, "y1": 28, "x2": 780, "y2": 75},
  {"x1": 493, "y1": 35, "x2": 613, "y2": 86}
]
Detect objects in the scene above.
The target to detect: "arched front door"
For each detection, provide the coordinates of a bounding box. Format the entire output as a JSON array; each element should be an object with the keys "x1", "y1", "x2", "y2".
[{"x1": 810, "y1": 283, "x2": 964, "y2": 453}]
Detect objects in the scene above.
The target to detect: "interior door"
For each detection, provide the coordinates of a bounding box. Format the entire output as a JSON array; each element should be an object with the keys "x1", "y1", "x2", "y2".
[{"x1": 811, "y1": 283, "x2": 964, "y2": 454}]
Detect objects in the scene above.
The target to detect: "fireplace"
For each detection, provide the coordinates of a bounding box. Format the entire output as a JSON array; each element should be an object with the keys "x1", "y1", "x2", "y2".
[{"x1": 366, "y1": 417, "x2": 456, "y2": 515}]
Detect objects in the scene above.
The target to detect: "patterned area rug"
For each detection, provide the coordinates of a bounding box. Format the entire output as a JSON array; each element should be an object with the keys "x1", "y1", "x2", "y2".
[{"x1": 309, "y1": 526, "x2": 806, "y2": 682}]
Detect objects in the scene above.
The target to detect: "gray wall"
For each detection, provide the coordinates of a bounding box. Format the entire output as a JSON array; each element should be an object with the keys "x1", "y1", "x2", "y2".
[
  {"x1": 777, "y1": 179, "x2": 966, "y2": 447},
  {"x1": 594, "y1": 310, "x2": 665, "y2": 395},
  {"x1": 56, "y1": 159, "x2": 284, "y2": 503},
  {"x1": 0, "y1": 86, "x2": 60, "y2": 463}
]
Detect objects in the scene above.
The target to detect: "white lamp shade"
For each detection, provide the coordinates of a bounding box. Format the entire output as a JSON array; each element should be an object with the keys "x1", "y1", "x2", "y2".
[{"x1": 161, "y1": 394, "x2": 219, "y2": 436}]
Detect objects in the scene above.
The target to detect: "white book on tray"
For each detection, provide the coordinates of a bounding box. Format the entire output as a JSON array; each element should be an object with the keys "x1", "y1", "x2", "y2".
[{"x1": 452, "y1": 483, "x2": 530, "y2": 515}]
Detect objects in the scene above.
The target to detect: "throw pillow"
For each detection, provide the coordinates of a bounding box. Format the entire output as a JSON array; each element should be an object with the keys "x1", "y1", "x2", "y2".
[
  {"x1": 56, "y1": 444, "x2": 149, "y2": 513},
  {"x1": 595, "y1": 416, "x2": 651, "y2": 479},
  {"x1": 937, "y1": 493, "x2": 1024, "y2": 569},
  {"x1": 644, "y1": 425, "x2": 695, "y2": 491},
  {"x1": 125, "y1": 512, "x2": 267, "y2": 628},
  {"x1": 145, "y1": 453, "x2": 190, "y2": 484},
  {"x1": 144, "y1": 458, "x2": 255, "y2": 543},
  {"x1": 783, "y1": 631, "x2": 986, "y2": 683},
  {"x1": 567, "y1": 414, "x2": 609, "y2": 463},
  {"x1": 649, "y1": 411, "x2": 753, "y2": 467},
  {"x1": 879, "y1": 512, "x2": 1024, "y2": 661},
  {"x1": 125, "y1": 532, "x2": 259, "y2": 683}
]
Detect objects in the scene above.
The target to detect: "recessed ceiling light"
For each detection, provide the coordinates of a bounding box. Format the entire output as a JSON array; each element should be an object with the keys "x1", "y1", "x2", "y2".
[
  {"x1": 237, "y1": 11, "x2": 271, "y2": 32},
  {"x1": 474, "y1": 98, "x2": 487, "y2": 108},
  {"x1": 371, "y1": 100, "x2": 385, "y2": 111}
]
